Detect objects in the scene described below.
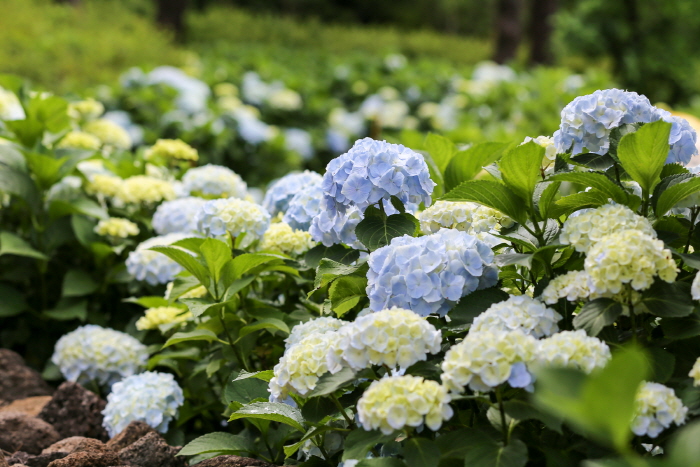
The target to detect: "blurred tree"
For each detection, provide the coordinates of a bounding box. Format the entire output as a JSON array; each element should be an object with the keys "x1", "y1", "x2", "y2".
[
  {"x1": 528, "y1": 0, "x2": 557, "y2": 65},
  {"x1": 493, "y1": 0, "x2": 523, "y2": 64},
  {"x1": 156, "y1": 0, "x2": 189, "y2": 41}
]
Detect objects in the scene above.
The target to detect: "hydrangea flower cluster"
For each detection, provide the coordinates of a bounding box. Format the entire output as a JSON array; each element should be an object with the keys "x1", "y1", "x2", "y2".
[
  {"x1": 357, "y1": 376, "x2": 453, "y2": 435},
  {"x1": 102, "y1": 372, "x2": 184, "y2": 437},
  {"x1": 560, "y1": 204, "x2": 656, "y2": 253},
  {"x1": 135, "y1": 307, "x2": 192, "y2": 331},
  {"x1": 534, "y1": 330, "x2": 611, "y2": 374},
  {"x1": 268, "y1": 332, "x2": 342, "y2": 400},
  {"x1": 692, "y1": 272, "x2": 700, "y2": 301},
  {"x1": 94, "y1": 218, "x2": 140, "y2": 239},
  {"x1": 285, "y1": 317, "x2": 347, "y2": 349},
  {"x1": 144, "y1": 139, "x2": 199, "y2": 162},
  {"x1": 584, "y1": 230, "x2": 677, "y2": 293},
  {"x1": 0, "y1": 87, "x2": 26, "y2": 121},
  {"x1": 84, "y1": 118, "x2": 132, "y2": 149},
  {"x1": 522, "y1": 135, "x2": 557, "y2": 164},
  {"x1": 366, "y1": 229, "x2": 498, "y2": 317},
  {"x1": 126, "y1": 233, "x2": 190, "y2": 285},
  {"x1": 689, "y1": 357, "x2": 700, "y2": 386},
  {"x1": 262, "y1": 170, "x2": 323, "y2": 216},
  {"x1": 68, "y1": 98, "x2": 104, "y2": 121},
  {"x1": 283, "y1": 184, "x2": 324, "y2": 231},
  {"x1": 553, "y1": 89, "x2": 697, "y2": 165},
  {"x1": 259, "y1": 222, "x2": 315, "y2": 256},
  {"x1": 418, "y1": 201, "x2": 513, "y2": 236},
  {"x1": 87, "y1": 174, "x2": 123, "y2": 198},
  {"x1": 182, "y1": 164, "x2": 247, "y2": 199},
  {"x1": 631, "y1": 382, "x2": 687, "y2": 438},
  {"x1": 116, "y1": 176, "x2": 175, "y2": 205},
  {"x1": 317, "y1": 138, "x2": 434, "y2": 214},
  {"x1": 57, "y1": 131, "x2": 102, "y2": 150},
  {"x1": 470, "y1": 295, "x2": 562, "y2": 338},
  {"x1": 309, "y1": 204, "x2": 364, "y2": 249},
  {"x1": 195, "y1": 198, "x2": 271, "y2": 240},
  {"x1": 334, "y1": 307, "x2": 441, "y2": 370},
  {"x1": 52, "y1": 325, "x2": 148, "y2": 388},
  {"x1": 541, "y1": 271, "x2": 594, "y2": 304},
  {"x1": 152, "y1": 197, "x2": 207, "y2": 235},
  {"x1": 441, "y1": 329, "x2": 537, "y2": 393}
]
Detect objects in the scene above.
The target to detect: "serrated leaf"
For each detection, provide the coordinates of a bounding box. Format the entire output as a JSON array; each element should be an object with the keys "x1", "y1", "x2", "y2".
[
  {"x1": 233, "y1": 370, "x2": 274, "y2": 383},
  {"x1": 225, "y1": 376, "x2": 269, "y2": 405},
  {"x1": 62, "y1": 269, "x2": 99, "y2": 297},
  {"x1": 424, "y1": 133, "x2": 457, "y2": 173},
  {"x1": 441, "y1": 180, "x2": 526, "y2": 224},
  {"x1": 228, "y1": 402, "x2": 305, "y2": 432},
  {"x1": 461, "y1": 432, "x2": 528, "y2": 467},
  {"x1": 163, "y1": 329, "x2": 221, "y2": 348},
  {"x1": 446, "y1": 288, "x2": 509, "y2": 331},
  {"x1": 0, "y1": 284, "x2": 27, "y2": 317},
  {"x1": 570, "y1": 153, "x2": 615, "y2": 170},
  {"x1": 237, "y1": 318, "x2": 290, "y2": 341},
  {"x1": 617, "y1": 120, "x2": 672, "y2": 194},
  {"x1": 499, "y1": 142, "x2": 544, "y2": 206},
  {"x1": 178, "y1": 432, "x2": 252, "y2": 457},
  {"x1": 404, "y1": 438, "x2": 440, "y2": 467},
  {"x1": 0, "y1": 232, "x2": 47, "y2": 260},
  {"x1": 307, "y1": 367, "x2": 357, "y2": 397},
  {"x1": 356, "y1": 209, "x2": 418, "y2": 251},
  {"x1": 444, "y1": 142, "x2": 510, "y2": 191},
  {"x1": 342, "y1": 429, "x2": 396, "y2": 461},
  {"x1": 548, "y1": 172, "x2": 628, "y2": 205},
  {"x1": 231, "y1": 253, "x2": 284, "y2": 279},
  {"x1": 329, "y1": 275, "x2": 367, "y2": 317},
  {"x1": 655, "y1": 177, "x2": 700, "y2": 216},
  {"x1": 639, "y1": 280, "x2": 694, "y2": 318},
  {"x1": 150, "y1": 246, "x2": 210, "y2": 288},
  {"x1": 536, "y1": 181, "x2": 561, "y2": 219},
  {"x1": 573, "y1": 298, "x2": 623, "y2": 336},
  {"x1": 305, "y1": 244, "x2": 360, "y2": 269}
]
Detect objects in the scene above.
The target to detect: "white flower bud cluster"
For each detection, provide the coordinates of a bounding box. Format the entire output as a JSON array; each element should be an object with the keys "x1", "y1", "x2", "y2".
[
  {"x1": 418, "y1": 201, "x2": 513, "y2": 236},
  {"x1": 470, "y1": 295, "x2": 562, "y2": 338},
  {"x1": 357, "y1": 375, "x2": 453, "y2": 435},
  {"x1": 560, "y1": 204, "x2": 655, "y2": 253},
  {"x1": 631, "y1": 382, "x2": 687, "y2": 438}
]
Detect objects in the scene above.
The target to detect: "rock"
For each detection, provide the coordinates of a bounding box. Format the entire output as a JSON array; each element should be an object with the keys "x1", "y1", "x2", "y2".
[
  {"x1": 0, "y1": 412, "x2": 60, "y2": 455},
  {"x1": 0, "y1": 451, "x2": 8, "y2": 467},
  {"x1": 6, "y1": 452, "x2": 32, "y2": 465},
  {"x1": 0, "y1": 350, "x2": 53, "y2": 402},
  {"x1": 21, "y1": 452, "x2": 67, "y2": 467},
  {"x1": 45, "y1": 450, "x2": 120, "y2": 467},
  {"x1": 42, "y1": 438, "x2": 106, "y2": 456},
  {"x1": 192, "y1": 456, "x2": 273, "y2": 467},
  {"x1": 117, "y1": 433, "x2": 184, "y2": 467},
  {"x1": 0, "y1": 397, "x2": 52, "y2": 418},
  {"x1": 37, "y1": 383, "x2": 108, "y2": 441},
  {"x1": 105, "y1": 422, "x2": 155, "y2": 452}
]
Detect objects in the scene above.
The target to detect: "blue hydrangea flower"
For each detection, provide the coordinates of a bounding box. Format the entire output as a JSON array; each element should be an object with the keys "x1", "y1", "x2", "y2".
[
  {"x1": 366, "y1": 229, "x2": 498, "y2": 317},
  {"x1": 182, "y1": 164, "x2": 247, "y2": 199},
  {"x1": 553, "y1": 89, "x2": 698, "y2": 164},
  {"x1": 102, "y1": 371, "x2": 184, "y2": 437},
  {"x1": 52, "y1": 325, "x2": 148, "y2": 389},
  {"x1": 152, "y1": 197, "x2": 207, "y2": 235},
  {"x1": 309, "y1": 204, "x2": 364, "y2": 249},
  {"x1": 283, "y1": 184, "x2": 324, "y2": 231},
  {"x1": 126, "y1": 233, "x2": 191, "y2": 285},
  {"x1": 284, "y1": 128, "x2": 314, "y2": 160},
  {"x1": 262, "y1": 170, "x2": 323, "y2": 217}
]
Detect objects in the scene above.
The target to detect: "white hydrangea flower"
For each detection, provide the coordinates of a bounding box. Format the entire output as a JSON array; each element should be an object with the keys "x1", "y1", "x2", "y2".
[
  {"x1": 418, "y1": 201, "x2": 513, "y2": 236},
  {"x1": 182, "y1": 164, "x2": 247, "y2": 199},
  {"x1": 692, "y1": 272, "x2": 700, "y2": 301},
  {"x1": 441, "y1": 330, "x2": 537, "y2": 393},
  {"x1": 541, "y1": 271, "x2": 594, "y2": 304},
  {"x1": 116, "y1": 176, "x2": 176, "y2": 205},
  {"x1": 268, "y1": 332, "x2": 343, "y2": 400},
  {"x1": 689, "y1": 357, "x2": 700, "y2": 386},
  {"x1": 126, "y1": 233, "x2": 191, "y2": 285},
  {"x1": 84, "y1": 118, "x2": 132, "y2": 149},
  {"x1": 470, "y1": 295, "x2": 562, "y2": 338},
  {"x1": 135, "y1": 306, "x2": 192, "y2": 331},
  {"x1": 94, "y1": 218, "x2": 140, "y2": 239},
  {"x1": 585, "y1": 230, "x2": 678, "y2": 294},
  {"x1": 534, "y1": 330, "x2": 611, "y2": 374},
  {"x1": 285, "y1": 317, "x2": 347, "y2": 349},
  {"x1": 152, "y1": 197, "x2": 207, "y2": 235},
  {"x1": 195, "y1": 197, "x2": 271, "y2": 241},
  {"x1": 357, "y1": 375, "x2": 453, "y2": 435},
  {"x1": 522, "y1": 135, "x2": 557, "y2": 163},
  {"x1": 259, "y1": 222, "x2": 315, "y2": 256},
  {"x1": 102, "y1": 372, "x2": 184, "y2": 437},
  {"x1": 68, "y1": 98, "x2": 104, "y2": 121},
  {"x1": 52, "y1": 325, "x2": 148, "y2": 388},
  {"x1": 335, "y1": 307, "x2": 441, "y2": 371},
  {"x1": 0, "y1": 87, "x2": 26, "y2": 121},
  {"x1": 632, "y1": 382, "x2": 687, "y2": 438},
  {"x1": 560, "y1": 204, "x2": 656, "y2": 253}
]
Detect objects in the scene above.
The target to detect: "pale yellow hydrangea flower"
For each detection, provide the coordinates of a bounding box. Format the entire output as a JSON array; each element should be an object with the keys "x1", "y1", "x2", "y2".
[
  {"x1": 144, "y1": 139, "x2": 199, "y2": 162},
  {"x1": 418, "y1": 200, "x2": 513, "y2": 235},
  {"x1": 68, "y1": 98, "x2": 104, "y2": 121},
  {"x1": 116, "y1": 176, "x2": 176, "y2": 205},
  {"x1": 165, "y1": 282, "x2": 208, "y2": 301},
  {"x1": 84, "y1": 119, "x2": 131, "y2": 149},
  {"x1": 259, "y1": 222, "x2": 314, "y2": 256},
  {"x1": 522, "y1": 135, "x2": 557, "y2": 164},
  {"x1": 57, "y1": 131, "x2": 102, "y2": 150},
  {"x1": 87, "y1": 174, "x2": 123, "y2": 198},
  {"x1": 94, "y1": 218, "x2": 139, "y2": 238},
  {"x1": 470, "y1": 295, "x2": 561, "y2": 338},
  {"x1": 357, "y1": 375, "x2": 453, "y2": 435},
  {"x1": 584, "y1": 230, "x2": 677, "y2": 294},
  {"x1": 135, "y1": 306, "x2": 192, "y2": 331},
  {"x1": 533, "y1": 330, "x2": 611, "y2": 374},
  {"x1": 560, "y1": 204, "x2": 656, "y2": 253},
  {"x1": 267, "y1": 89, "x2": 302, "y2": 111},
  {"x1": 542, "y1": 270, "x2": 642, "y2": 306},
  {"x1": 632, "y1": 382, "x2": 687, "y2": 438}
]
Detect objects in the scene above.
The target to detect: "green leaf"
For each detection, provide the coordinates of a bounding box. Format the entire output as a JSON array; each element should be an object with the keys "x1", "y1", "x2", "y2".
[
  {"x1": 0, "y1": 284, "x2": 27, "y2": 317},
  {"x1": 447, "y1": 288, "x2": 510, "y2": 331},
  {"x1": 357, "y1": 459, "x2": 406, "y2": 467},
  {"x1": 237, "y1": 318, "x2": 290, "y2": 340},
  {"x1": 62, "y1": 269, "x2": 99, "y2": 297},
  {"x1": 639, "y1": 281, "x2": 694, "y2": 318},
  {"x1": 228, "y1": 402, "x2": 305, "y2": 432},
  {"x1": 441, "y1": 180, "x2": 526, "y2": 224},
  {"x1": 199, "y1": 238, "x2": 232, "y2": 288},
  {"x1": 314, "y1": 259, "x2": 368, "y2": 290},
  {"x1": 163, "y1": 329, "x2": 221, "y2": 348},
  {"x1": 305, "y1": 244, "x2": 360, "y2": 269},
  {"x1": 404, "y1": 438, "x2": 440, "y2": 467},
  {"x1": 301, "y1": 397, "x2": 338, "y2": 424},
  {"x1": 342, "y1": 429, "x2": 396, "y2": 461},
  {"x1": 570, "y1": 153, "x2": 615, "y2": 170},
  {"x1": 0, "y1": 144, "x2": 27, "y2": 171},
  {"x1": 178, "y1": 432, "x2": 252, "y2": 457},
  {"x1": 498, "y1": 142, "x2": 545, "y2": 206},
  {"x1": 0, "y1": 232, "x2": 47, "y2": 260},
  {"x1": 617, "y1": 120, "x2": 672, "y2": 194},
  {"x1": 329, "y1": 275, "x2": 367, "y2": 317},
  {"x1": 355, "y1": 206, "x2": 419, "y2": 251},
  {"x1": 0, "y1": 164, "x2": 40, "y2": 209},
  {"x1": 49, "y1": 197, "x2": 109, "y2": 220},
  {"x1": 307, "y1": 367, "x2": 357, "y2": 397},
  {"x1": 284, "y1": 426, "x2": 338, "y2": 458},
  {"x1": 503, "y1": 400, "x2": 562, "y2": 433},
  {"x1": 536, "y1": 181, "x2": 561, "y2": 219},
  {"x1": 231, "y1": 253, "x2": 283, "y2": 279},
  {"x1": 661, "y1": 309, "x2": 700, "y2": 340},
  {"x1": 232, "y1": 370, "x2": 274, "y2": 383},
  {"x1": 461, "y1": 432, "x2": 528, "y2": 467},
  {"x1": 655, "y1": 177, "x2": 700, "y2": 217},
  {"x1": 150, "y1": 246, "x2": 210, "y2": 288},
  {"x1": 424, "y1": 133, "x2": 457, "y2": 173},
  {"x1": 171, "y1": 237, "x2": 205, "y2": 253},
  {"x1": 667, "y1": 420, "x2": 700, "y2": 467},
  {"x1": 125, "y1": 296, "x2": 171, "y2": 309},
  {"x1": 572, "y1": 298, "x2": 623, "y2": 336},
  {"x1": 43, "y1": 299, "x2": 87, "y2": 321},
  {"x1": 444, "y1": 142, "x2": 510, "y2": 191},
  {"x1": 647, "y1": 347, "x2": 675, "y2": 384},
  {"x1": 180, "y1": 297, "x2": 222, "y2": 318},
  {"x1": 548, "y1": 172, "x2": 628, "y2": 205},
  {"x1": 168, "y1": 275, "x2": 204, "y2": 301},
  {"x1": 225, "y1": 376, "x2": 269, "y2": 405}
]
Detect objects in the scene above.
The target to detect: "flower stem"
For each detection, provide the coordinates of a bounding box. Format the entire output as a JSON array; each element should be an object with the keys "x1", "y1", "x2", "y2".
[
  {"x1": 496, "y1": 387, "x2": 509, "y2": 446},
  {"x1": 331, "y1": 394, "x2": 355, "y2": 427},
  {"x1": 684, "y1": 207, "x2": 699, "y2": 254}
]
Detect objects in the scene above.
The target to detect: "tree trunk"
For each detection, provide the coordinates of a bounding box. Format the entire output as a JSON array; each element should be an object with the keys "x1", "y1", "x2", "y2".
[
  {"x1": 493, "y1": 0, "x2": 523, "y2": 64},
  {"x1": 528, "y1": 0, "x2": 558, "y2": 65},
  {"x1": 156, "y1": 0, "x2": 189, "y2": 42}
]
